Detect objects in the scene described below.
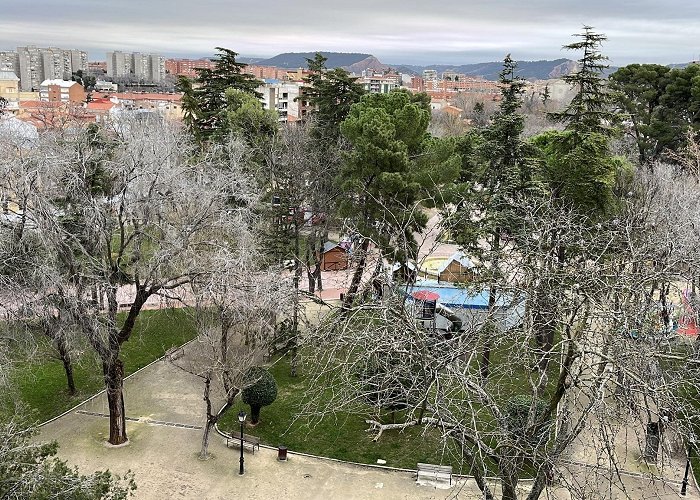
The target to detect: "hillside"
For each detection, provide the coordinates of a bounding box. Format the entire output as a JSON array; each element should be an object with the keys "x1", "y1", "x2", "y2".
[
  {"x1": 251, "y1": 52, "x2": 616, "y2": 80},
  {"x1": 255, "y1": 52, "x2": 373, "y2": 69},
  {"x1": 396, "y1": 58, "x2": 580, "y2": 81}
]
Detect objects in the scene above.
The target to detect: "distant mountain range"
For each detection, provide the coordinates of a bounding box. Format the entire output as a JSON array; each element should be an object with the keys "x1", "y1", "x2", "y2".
[
  {"x1": 395, "y1": 59, "x2": 586, "y2": 81},
  {"x1": 244, "y1": 52, "x2": 632, "y2": 81},
  {"x1": 254, "y1": 52, "x2": 375, "y2": 70},
  {"x1": 249, "y1": 52, "x2": 585, "y2": 81}
]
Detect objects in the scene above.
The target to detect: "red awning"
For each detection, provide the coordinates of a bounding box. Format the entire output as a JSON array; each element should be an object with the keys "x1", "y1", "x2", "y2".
[{"x1": 412, "y1": 290, "x2": 440, "y2": 301}]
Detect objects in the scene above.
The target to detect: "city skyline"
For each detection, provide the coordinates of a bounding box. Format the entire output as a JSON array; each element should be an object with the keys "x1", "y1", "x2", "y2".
[{"x1": 1, "y1": 1, "x2": 699, "y2": 66}]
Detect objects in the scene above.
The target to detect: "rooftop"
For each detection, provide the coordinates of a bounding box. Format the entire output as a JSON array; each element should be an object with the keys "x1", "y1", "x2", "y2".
[
  {"x1": 0, "y1": 70, "x2": 19, "y2": 81},
  {"x1": 40, "y1": 79, "x2": 80, "y2": 88}
]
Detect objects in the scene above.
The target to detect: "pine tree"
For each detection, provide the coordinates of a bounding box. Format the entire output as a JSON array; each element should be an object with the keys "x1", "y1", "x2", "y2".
[
  {"x1": 338, "y1": 90, "x2": 459, "y2": 308},
  {"x1": 450, "y1": 55, "x2": 539, "y2": 382},
  {"x1": 549, "y1": 26, "x2": 616, "y2": 138},
  {"x1": 302, "y1": 53, "x2": 365, "y2": 141},
  {"x1": 177, "y1": 47, "x2": 262, "y2": 143}
]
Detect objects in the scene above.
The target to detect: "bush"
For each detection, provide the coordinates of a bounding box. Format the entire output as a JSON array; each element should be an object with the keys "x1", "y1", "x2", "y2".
[
  {"x1": 504, "y1": 394, "x2": 550, "y2": 448},
  {"x1": 241, "y1": 367, "x2": 278, "y2": 424}
]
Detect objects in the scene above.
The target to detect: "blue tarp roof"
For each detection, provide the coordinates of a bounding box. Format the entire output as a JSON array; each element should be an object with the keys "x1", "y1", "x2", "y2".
[{"x1": 407, "y1": 280, "x2": 513, "y2": 310}]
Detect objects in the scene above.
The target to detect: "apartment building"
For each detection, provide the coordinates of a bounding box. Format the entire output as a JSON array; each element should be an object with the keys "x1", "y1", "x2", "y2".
[
  {"x1": 107, "y1": 92, "x2": 183, "y2": 120},
  {"x1": 257, "y1": 80, "x2": 308, "y2": 122},
  {"x1": 356, "y1": 69, "x2": 401, "y2": 94},
  {"x1": 106, "y1": 51, "x2": 165, "y2": 82},
  {"x1": 39, "y1": 79, "x2": 86, "y2": 104},
  {"x1": 165, "y1": 58, "x2": 215, "y2": 78},
  {"x1": 244, "y1": 65, "x2": 286, "y2": 80},
  {"x1": 1, "y1": 46, "x2": 88, "y2": 91},
  {"x1": 422, "y1": 69, "x2": 438, "y2": 82},
  {"x1": 0, "y1": 51, "x2": 20, "y2": 75},
  {"x1": 106, "y1": 51, "x2": 131, "y2": 78},
  {"x1": 0, "y1": 70, "x2": 20, "y2": 111}
]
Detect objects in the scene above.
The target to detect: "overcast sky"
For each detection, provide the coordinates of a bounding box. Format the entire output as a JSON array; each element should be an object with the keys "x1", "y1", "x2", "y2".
[{"x1": 1, "y1": 0, "x2": 699, "y2": 66}]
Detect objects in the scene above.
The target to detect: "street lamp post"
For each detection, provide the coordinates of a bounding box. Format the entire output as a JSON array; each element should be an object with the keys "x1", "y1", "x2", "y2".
[
  {"x1": 238, "y1": 410, "x2": 247, "y2": 475},
  {"x1": 681, "y1": 457, "x2": 691, "y2": 496}
]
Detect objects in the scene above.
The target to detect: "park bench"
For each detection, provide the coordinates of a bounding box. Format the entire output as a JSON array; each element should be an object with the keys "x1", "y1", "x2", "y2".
[
  {"x1": 226, "y1": 431, "x2": 261, "y2": 454},
  {"x1": 416, "y1": 463, "x2": 452, "y2": 485},
  {"x1": 164, "y1": 346, "x2": 185, "y2": 361}
]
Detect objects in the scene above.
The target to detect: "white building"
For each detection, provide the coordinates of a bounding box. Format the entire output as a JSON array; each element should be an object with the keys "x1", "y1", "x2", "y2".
[
  {"x1": 358, "y1": 75, "x2": 400, "y2": 94},
  {"x1": 257, "y1": 80, "x2": 304, "y2": 122}
]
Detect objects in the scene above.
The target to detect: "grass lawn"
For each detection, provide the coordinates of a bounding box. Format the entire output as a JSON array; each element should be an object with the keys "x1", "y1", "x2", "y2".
[
  {"x1": 218, "y1": 327, "x2": 565, "y2": 473},
  {"x1": 4, "y1": 308, "x2": 196, "y2": 424},
  {"x1": 219, "y1": 358, "x2": 463, "y2": 471}
]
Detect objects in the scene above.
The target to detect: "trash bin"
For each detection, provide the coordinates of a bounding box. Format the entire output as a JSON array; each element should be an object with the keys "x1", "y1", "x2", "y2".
[{"x1": 278, "y1": 445, "x2": 288, "y2": 461}]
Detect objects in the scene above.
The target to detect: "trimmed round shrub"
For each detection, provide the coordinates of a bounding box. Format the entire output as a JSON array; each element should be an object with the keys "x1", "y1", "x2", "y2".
[
  {"x1": 241, "y1": 367, "x2": 278, "y2": 424},
  {"x1": 504, "y1": 394, "x2": 550, "y2": 447}
]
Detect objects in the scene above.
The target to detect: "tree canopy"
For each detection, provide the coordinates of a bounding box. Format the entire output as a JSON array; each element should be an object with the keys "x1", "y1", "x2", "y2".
[
  {"x1": 177, "y1": 47, "x2": 262, "y2": 143},
  {"x1": 302, "y1": 53, "x2": 366, "y2": 141}
]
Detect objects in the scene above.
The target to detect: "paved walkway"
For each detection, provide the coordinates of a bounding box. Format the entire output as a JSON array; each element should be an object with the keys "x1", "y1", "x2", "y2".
[
  {"x1": 38, "y1": 343, "x2": 483, "y2": 499},
  {"x1": 38, "y1": 337, "x2": 699, "y2": 499}
]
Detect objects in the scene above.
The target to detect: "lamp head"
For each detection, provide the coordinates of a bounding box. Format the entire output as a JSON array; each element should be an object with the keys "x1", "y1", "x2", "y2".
[{"x1": 238, "y1": 410, "x2": 247, "y2": 423}]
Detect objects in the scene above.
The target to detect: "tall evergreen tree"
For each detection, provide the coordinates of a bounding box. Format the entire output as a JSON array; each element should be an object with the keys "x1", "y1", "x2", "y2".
[
  {"x1": 177, "y1": 48, "x2": 262, "y2": 143},
  {"x1": 302, "y1": 53, "x2": 366, "y2": 141},
  {"x1": 609, "y1": 64, "x2": 673, "y2": 163},
  {"x1": 449, "y1": 55, "x2": 539, "y2": 382},
  {"x1": 549, "y1": 26, "x2": 616, "y2": 139},
  {"x1": 339, "y1": 90, "x2": 459, "y2": 308},
  {"x1": 536, "y1": 27, "x2": 629, "y2": 215}
]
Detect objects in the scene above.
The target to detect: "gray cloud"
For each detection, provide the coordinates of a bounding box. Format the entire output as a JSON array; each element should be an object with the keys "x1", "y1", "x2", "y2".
[{"x1": 0, "y1": 0, "x2": 699, "y2": 65}]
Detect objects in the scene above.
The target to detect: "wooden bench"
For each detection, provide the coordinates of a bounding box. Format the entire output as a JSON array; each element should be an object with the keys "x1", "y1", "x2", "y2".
[
  {"x1": 164, "y1": 346, "x2": 184, "y2": 361},
  {"x1": 417, "y1": 463, "x2": 452, "y2": 485},
  {"x1": 226, "y1": 432, "x2": 261, "y2": 454}
]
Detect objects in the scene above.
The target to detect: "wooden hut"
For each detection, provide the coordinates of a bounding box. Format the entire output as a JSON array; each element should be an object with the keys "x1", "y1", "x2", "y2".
[
  {"x1": 437, "y1": 251, "x2": 474, "y2": 283},
  {"x1": 391, "y1": 261, "x2": 418, "y2": 284},
  {"x1": 321, "y1": 241, "x2": 349, "y2": 271}
]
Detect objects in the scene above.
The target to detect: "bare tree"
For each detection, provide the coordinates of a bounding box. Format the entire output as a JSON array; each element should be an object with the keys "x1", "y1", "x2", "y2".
[
  {"x1": 299, "y1": 168, "x2": 700, "y2": 499},
  {"x1": 172, "y1": 251, "x2": 291, "y2": 459},
  {"x1": 261, "y1": 120, "x2": 344, "y2": 375},
  {"x1": 0, "y1": 117, "x2": 258, "y2": 445}
]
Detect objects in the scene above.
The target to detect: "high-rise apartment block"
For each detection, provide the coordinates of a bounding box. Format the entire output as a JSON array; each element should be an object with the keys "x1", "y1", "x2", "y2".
[
  {"x1": 106, "y1": 51, "x2": 165, "y2": 82},
  {"x1": 0, "y1": 46, "x2": 88, "y2": 91}
]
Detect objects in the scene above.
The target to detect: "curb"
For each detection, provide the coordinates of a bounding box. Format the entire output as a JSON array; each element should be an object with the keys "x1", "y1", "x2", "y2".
[{"x1": 38, "y1": 337, "x2": 198, "y2": 428}]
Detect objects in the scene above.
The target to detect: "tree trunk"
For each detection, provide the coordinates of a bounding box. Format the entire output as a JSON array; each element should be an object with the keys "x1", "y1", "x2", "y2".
[
  {"x1": 525, "y1": 464, "x2": 554, "y2": 500},
  {"x1": 459, "y1": 439, "x2": 495, "y2": 500},
  {"x1": 480, "y1": 338, "x2": 492, "y2": 384},
  {"x1": 201, "y1": 420, "x2": 214, "y2": 459},
  {"x1": 533, "y1": 268, "x2": 557, "y2": 374},
  {"x1": 53, "y1": 331, "x2": 76, "y2": 395},
  {"x1": 343, "y1": 237, "x2": 370, "y2": 310},
  {"x1": 105, "y1": 359, "x2": 128, "y2": 445},
  {"x1": 200, "y1": 376, "x2": 214, "y2": 459},
  {"x1": 250, "y1": 404, "x2": 261, "y2": 424},
  {"x1": 502, "y1": 477, "x2": 519, "y2": 500},
  {"x1": 60, "y1": 350, "x2": 76, "y2": 395},
  {"x1": 481, "y1": 231, "x2": 500, "y2": 384},
  {"x1": 306, "y1": 232, "x2": 316, "y2": 294},
  {"x1": 291, "y1": 231, "x2": 302, "y2": 377},
  {"x1": 500, "y1": 459, "x2": 520, "y2": 500},
  {"x1": 644, "y1": 421, "x2": 661, "y2": 462}
]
